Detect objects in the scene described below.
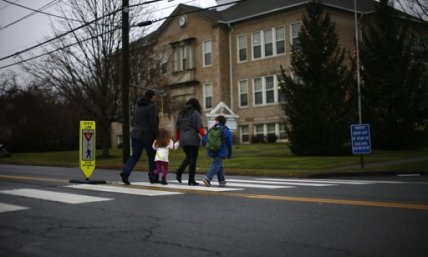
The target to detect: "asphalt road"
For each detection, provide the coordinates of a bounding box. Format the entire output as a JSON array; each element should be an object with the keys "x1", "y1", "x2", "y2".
[{"x1": 1, "y1": 164, "x2": 428, "y2": 257}]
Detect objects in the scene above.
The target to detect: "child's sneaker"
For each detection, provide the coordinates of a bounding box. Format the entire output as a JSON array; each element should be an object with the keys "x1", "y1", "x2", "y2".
[
  {"x1": 219, "y1": 180, "x2": 227, "y2": 187},
  {"x1": 203, "y1": 178, "x2": 211, "y2": 187}
]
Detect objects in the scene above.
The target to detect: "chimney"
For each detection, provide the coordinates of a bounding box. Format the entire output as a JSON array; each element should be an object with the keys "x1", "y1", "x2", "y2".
[{"x1": 216, "y1": 0, "x2": 236, "y2": 11}]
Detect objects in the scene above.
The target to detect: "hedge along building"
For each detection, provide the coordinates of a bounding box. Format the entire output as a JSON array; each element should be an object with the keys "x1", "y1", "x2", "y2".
[{"x1": 121, "y1": 0, "x2": 379, "y2": 146}]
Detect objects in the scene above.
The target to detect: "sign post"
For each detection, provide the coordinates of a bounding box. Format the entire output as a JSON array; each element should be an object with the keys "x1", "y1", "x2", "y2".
[
  {"x1": 350, "y1": 124, "x2": 371, "y2": 169},
  {"x1": 70, "y1": 121, "x2": 105, "y2": 184}
]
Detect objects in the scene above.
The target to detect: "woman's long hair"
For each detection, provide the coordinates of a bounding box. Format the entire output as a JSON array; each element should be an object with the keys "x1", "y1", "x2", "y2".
[
  {"x1": 179, "y1": 98, "x2": 202, "y2": 119},
  {"x1": 154, "y1": 128, "x2": 171, "y2": 148}
]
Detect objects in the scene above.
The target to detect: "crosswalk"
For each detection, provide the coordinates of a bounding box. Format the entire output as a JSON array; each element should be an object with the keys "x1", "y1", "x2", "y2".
[{"x1": 0, "y1": 177, "x2": 407, "y2": 214}]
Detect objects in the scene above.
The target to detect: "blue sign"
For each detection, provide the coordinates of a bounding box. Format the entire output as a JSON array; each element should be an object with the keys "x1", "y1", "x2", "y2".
[{"x1": 351, "y1": 124, "x2": 371, "y2": 154}]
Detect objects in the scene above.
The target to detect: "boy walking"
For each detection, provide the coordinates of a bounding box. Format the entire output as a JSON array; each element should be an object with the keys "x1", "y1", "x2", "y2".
[{"x1": 202, "y1": 115, "x2": 233, "y2": 187}]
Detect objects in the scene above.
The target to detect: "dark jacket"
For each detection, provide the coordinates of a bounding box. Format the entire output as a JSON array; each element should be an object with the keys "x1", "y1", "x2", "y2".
[
  {"x1": 176, "y1": 104, "x2": 203, "y2": 146},
  {"x1": 130, "y1": 97, "x2": 159, "y2": 141}
]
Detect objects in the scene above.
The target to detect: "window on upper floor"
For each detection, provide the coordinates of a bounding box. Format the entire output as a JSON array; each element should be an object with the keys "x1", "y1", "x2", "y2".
[
  {"x1": 160, "y1": 51, "x2": 168, "y2": 74},
  {"x1": 290, "y1": 22, "x2": 302, "y2": 48},
  {"x1": 238, "y1": 79, "x2": 248, "y2": 107},
  {"x1": 237, "y1": 35, "x2": 247, "y2": 62},
  {"x1": 253, "y1": 75, "x2": 280, "y2": 106},
  {"x1": 252, "y1": 31, "x2": 262, "y2": 59},
  {"x1": 204, "y1": 83, "x2": 213, "y2": 110},
  {"x1": 203, "y1": 40, "x2": 212, "y2": 67},
  {"x1": 251, "y1": 26, "x2": 286, "y2": 60},
  {"x1": 276, "y1": 26, "x2": 285, "y2": 55},
  {"x1": 173, "y1": 43, "x2": 193, "y2": 72}
]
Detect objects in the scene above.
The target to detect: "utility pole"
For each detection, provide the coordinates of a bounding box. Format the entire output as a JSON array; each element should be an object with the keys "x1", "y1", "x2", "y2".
[{"x1": 121, "y1": 0, "x2": 130, "y2": 163}]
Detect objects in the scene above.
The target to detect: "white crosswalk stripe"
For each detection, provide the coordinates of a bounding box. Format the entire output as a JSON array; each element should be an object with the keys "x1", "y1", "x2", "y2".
[
  {"x1": 0, "y1": 188, "x2": 113, "y2": 204},
  {"x1": 227, "y1": 179, "x2": 335, "y2": 187},
  {"x1": 259, "y1": 178, "x2": 407, "y2": 185},
  {"x1": 0, "y1": 178, "x2": 408, "y2": 214},
  {"x1": 259, "y1": 178, "x2": 374, "y2": 185},
  {"x1": 66, "y1": 184, "x2": 183, "y2": 196},
  {"x1": 132, "y1": 182, "x2": 244, "y2": 191},
  {"x1": 0, "y1": 202, "x2": 28, "y2": 213}
]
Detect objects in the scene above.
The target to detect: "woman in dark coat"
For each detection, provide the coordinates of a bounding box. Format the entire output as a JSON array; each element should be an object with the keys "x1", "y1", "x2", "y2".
[{"x1": 175, "y1": 98, "x2": 205, "y2": 185}]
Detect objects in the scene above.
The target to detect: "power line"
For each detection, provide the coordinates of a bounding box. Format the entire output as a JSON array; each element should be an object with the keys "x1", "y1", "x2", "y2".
[
  {"x1": 0, "y1": 0, "x2": 61, "y2": 32},
  {"x1": 0, "y1": 0, "x2": 246, "y2": 69},
  {"x1": 0, "y1": 0, "x2": 83, "y2": 24},
  {"x1": 0, "y1": 0, "x2": 168, "y2": 62},
  {"x1": 0, "y1": 27, "x2": 120, "y2": 70}
]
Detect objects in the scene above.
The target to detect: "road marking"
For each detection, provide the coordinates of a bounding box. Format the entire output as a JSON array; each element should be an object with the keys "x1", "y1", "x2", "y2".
[
  {"x1": 228, "y1": 179, "x2": 334, "y2": 187},
  {"x1": 169, "y1": 180, "x2": 292, "y2": 189},
  {"x1": 66, "y1": 184, "x2": 183, "y2": 196},
  {"x1": 260, "y1": 178, "x2": 377, "y2": 185},
  {"x1": 240, "y1": 194, "x2": 428, "y2": 211},
  {"x1": 263, "y1": 178, "x2": 407, "y2": 185},
  {"x1": 0, "y1": 174, "x2": 68, "y2": 183},
  {"x1": 132, "y1": 181, "x2": 243, "y2": 191},
  {"x1": 0, "y1": 202, "x2": 29, "y2": 213},
  {"x1": 0, "y1": 189, "x2": 112, "y2": 204}
]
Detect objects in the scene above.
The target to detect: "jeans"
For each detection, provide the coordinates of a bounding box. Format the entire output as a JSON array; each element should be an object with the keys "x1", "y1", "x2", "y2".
[
  {"x1": 177, "y1": 145, "x2": 199, "y2": 181},
  {"x1": 122, "y1": 137, "x2": 156, "y2": 177},
  {"x1": 206, "y1": 156, "x2": 225, "y2": 182}
]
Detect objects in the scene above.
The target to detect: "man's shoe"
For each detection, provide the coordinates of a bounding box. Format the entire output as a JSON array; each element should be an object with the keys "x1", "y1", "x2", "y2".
[
  {"x1": 188, "y1": 180, "x2": 199, "y2": 186},
  {"x1": 120, "y1": 172, "x2": 130, "y2": 185},
  {"x1": 176, "y1": 172, "x2": 182, "y2": 183},
  {"x1": 203, "y1": 178, "x2": 211, "y2": 187},
  {"x1": 219, "y1": 180, "x2": 227, "y2": 187}
]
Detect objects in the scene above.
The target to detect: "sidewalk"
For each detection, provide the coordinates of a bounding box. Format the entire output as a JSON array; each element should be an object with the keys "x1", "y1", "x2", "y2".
[{"x1": 311, "y1": 156, "x2": 428, "y2": 178}]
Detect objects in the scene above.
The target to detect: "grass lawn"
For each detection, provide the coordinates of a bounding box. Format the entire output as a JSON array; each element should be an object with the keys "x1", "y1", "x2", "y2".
[{"x1": 1, "y1": 143, "x2": 427, "y2": 177}]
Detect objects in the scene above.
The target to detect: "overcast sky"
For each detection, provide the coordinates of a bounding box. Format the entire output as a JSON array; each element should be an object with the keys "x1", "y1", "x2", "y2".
[{"x1": 0, "y1": 0, "x2": 216, "y2": 77}]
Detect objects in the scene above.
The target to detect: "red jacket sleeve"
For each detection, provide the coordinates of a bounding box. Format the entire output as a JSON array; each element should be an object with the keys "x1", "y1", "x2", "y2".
[
  {"x1": 198, "y1": 127, "x2": 206, "y2": 137},
  {"x1": 176, "y1": 128, "x2": 180, "y2": 140}
]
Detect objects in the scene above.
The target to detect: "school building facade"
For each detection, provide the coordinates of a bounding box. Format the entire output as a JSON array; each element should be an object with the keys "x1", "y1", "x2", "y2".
[{"x1": 113, "y1": 0, "x2": 380, "y2": 148}]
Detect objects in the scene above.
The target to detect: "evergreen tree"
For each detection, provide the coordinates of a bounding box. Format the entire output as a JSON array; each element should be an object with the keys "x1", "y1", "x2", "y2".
[
  {"x1": 360, "y1": 0, "x2": 428, "y2": 149},
  {"x1": 279, "y1": 0, "x2": 354, "y2": 155}
]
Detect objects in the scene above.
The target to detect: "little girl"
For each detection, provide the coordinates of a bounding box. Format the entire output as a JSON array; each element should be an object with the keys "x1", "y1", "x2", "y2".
[{"x1": 152, "y1": 128, "x2": 180, "y2": 185}]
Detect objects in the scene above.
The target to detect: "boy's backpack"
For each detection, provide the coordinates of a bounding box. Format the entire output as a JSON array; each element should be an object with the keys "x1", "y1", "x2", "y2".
[{"x1": 206, "y1": 126, "x2": 224, "y2": 152}]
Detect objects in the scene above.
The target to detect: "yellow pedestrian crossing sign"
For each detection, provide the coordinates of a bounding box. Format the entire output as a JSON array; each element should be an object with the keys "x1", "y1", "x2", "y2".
[{"x1": 80, "y1": 121, "x2": 96, "y2": 179}]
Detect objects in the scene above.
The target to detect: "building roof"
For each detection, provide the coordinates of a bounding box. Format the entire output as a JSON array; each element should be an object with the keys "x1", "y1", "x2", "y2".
[
  {"x1": 212, "y1": 0, "x2": 376, "y2": 23},
  {"x1": 131, "y1": 0, "x2": 377, "y2": 47}
]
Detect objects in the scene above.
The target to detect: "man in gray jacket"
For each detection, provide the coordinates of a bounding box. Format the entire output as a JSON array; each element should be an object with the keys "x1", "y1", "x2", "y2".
[{"x1": 121, "y1": 89, "x2": 159, "y2": 184}]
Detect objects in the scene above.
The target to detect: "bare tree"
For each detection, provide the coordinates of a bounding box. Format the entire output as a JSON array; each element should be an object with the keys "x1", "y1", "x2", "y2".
[
  {"x1": 395, "y1": 0, "x2": 428, "y2": 21},
  {"x1": 22, "y1": 0, "x2": 149, "y2": 158}
]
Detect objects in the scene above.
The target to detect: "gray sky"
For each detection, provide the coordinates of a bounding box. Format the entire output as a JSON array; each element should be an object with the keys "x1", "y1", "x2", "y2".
[{"x1": 0, "y1": 0, "x2": 216, "y2": 77}]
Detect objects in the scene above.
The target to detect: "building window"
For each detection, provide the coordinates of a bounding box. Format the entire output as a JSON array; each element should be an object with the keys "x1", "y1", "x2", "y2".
[
  {"x1": 160, "y1": 51, "x2": 168, "y2": 74},
  {"x1": 264, "y1": 29, "x2": 273, "y2": 57},
  {"x1": 252, "y1": 32, "x2": 262, "y2": 59},
  {"x1": 279, "y1": 123, "x2": 287, "y2": 140},
  {"x1": 238, "y1": 35, "x2": 247, "y2": 62},
  {"x1": 275, "y1": 26, "x2": 285, "y2": 54},
  {"x1": 204, "y1": 83, "x2": 213, "y2": 109},
  {"x1": 203, "y1": 40, "x2": 212, "y2": 67},
  {"x1": 240, "y1": 125, "x2": 250, "y2": 143},
  {"x1": 239, "y1": 80, "x2": 248, "y2": 107},
  {"x1": 253, "y1": 75, "x2": 280, "y2": 106},
  {"x1": 291, "y1": 22, "x2": 302, "y2": 48},
  {"x1": 265, "y1": 76, "x2": 275, "y2": 104},
  {"x1": 251, "y1": 123, "x2": 288, "y2": 143},
  {"x1": 174, "y1": 44, "x2": 193, "y2": 71},
  {"x1": 253, "y1": 78, "x2": 263, "y2": 105},
  {"x1": 251, "y1": 26, "x2": 286, "y2": 60}
]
